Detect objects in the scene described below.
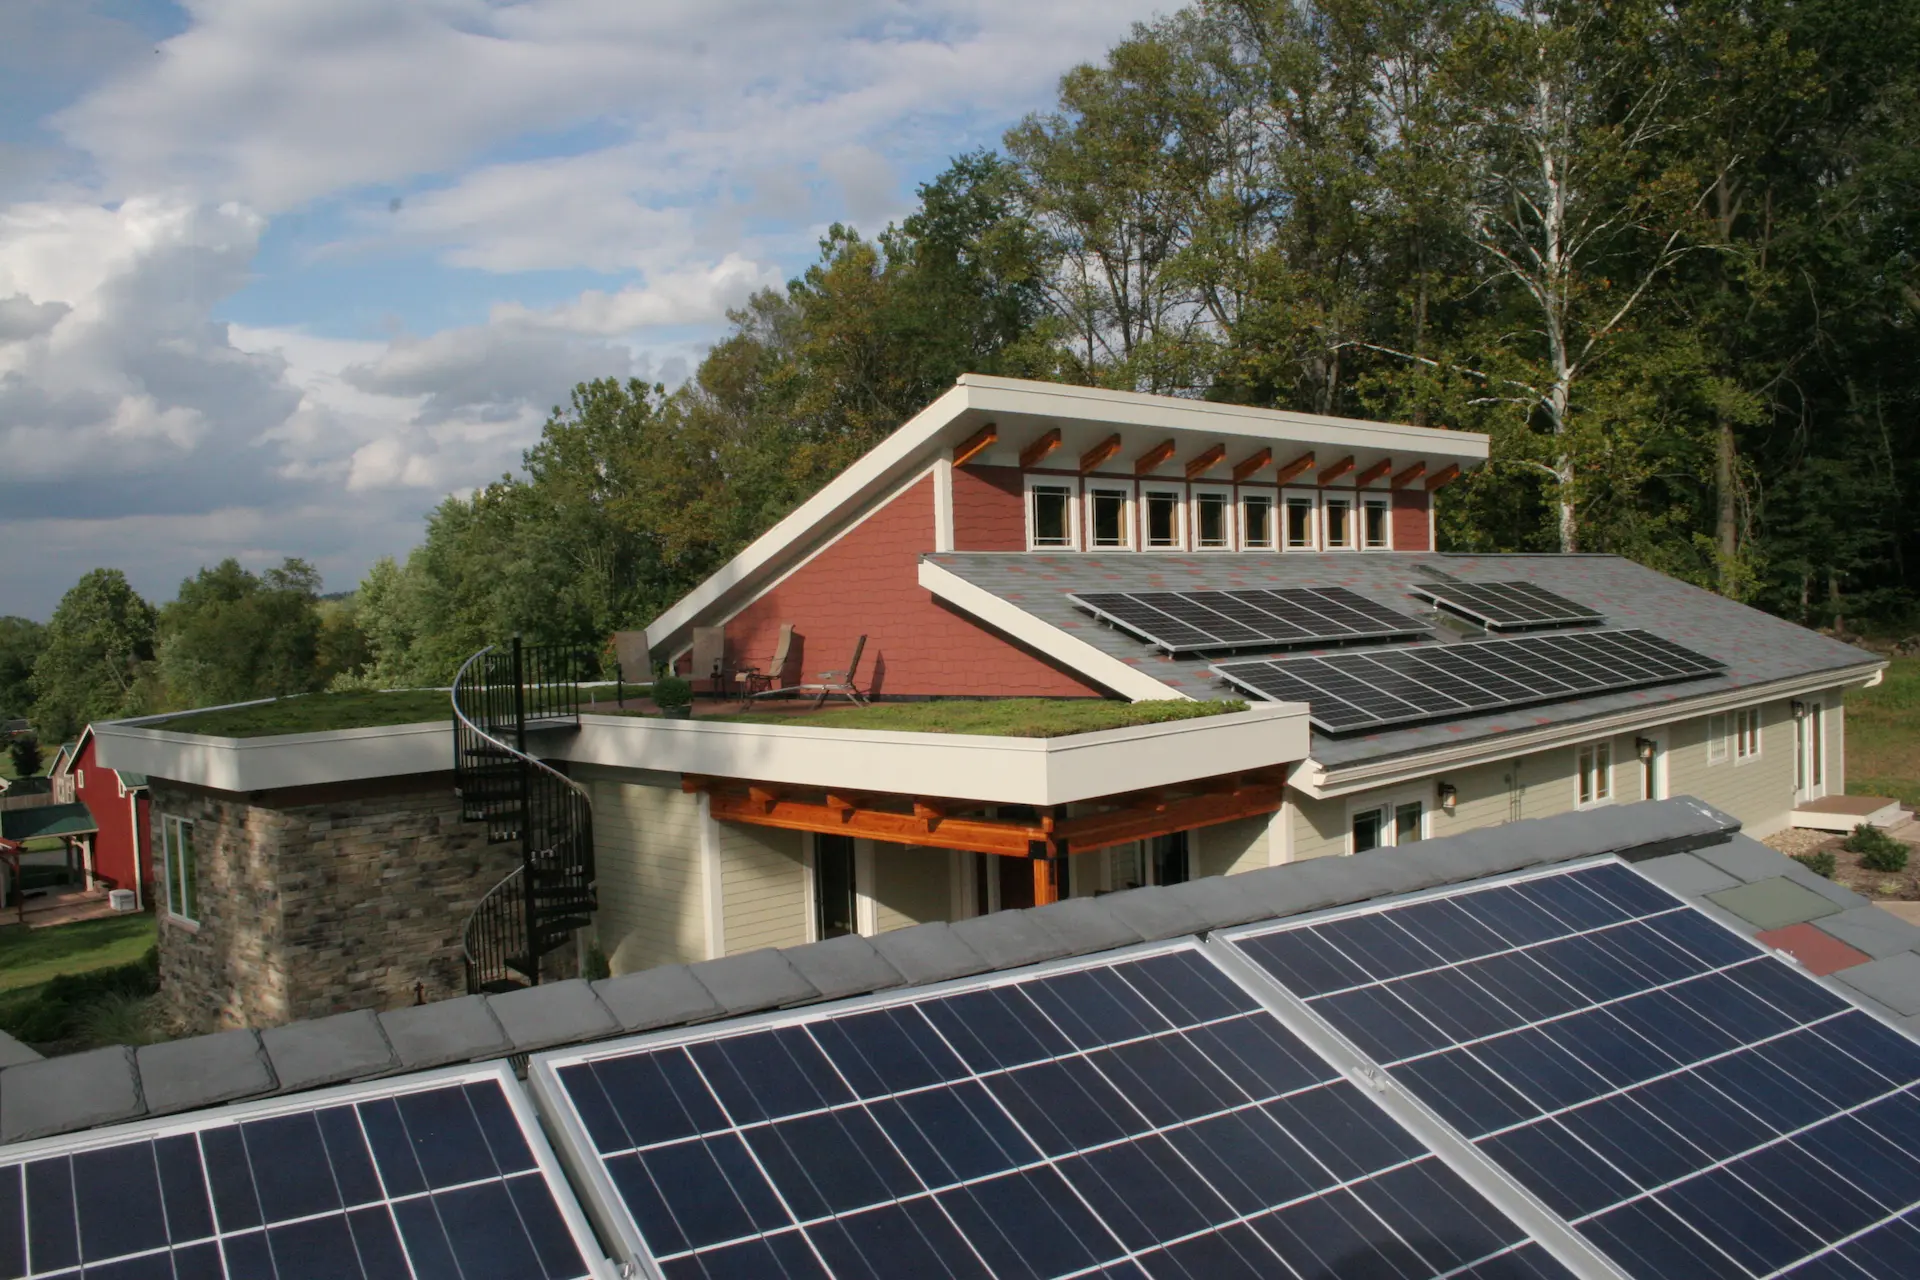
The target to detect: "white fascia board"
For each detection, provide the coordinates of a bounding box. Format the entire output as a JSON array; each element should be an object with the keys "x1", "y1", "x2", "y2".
[
  {"x1": 1292, "y1": 660, "x2": 1887, "y2": 799},
  {"x1": 556, "y1": 704, "x2": 1308, "y2": 808},
  {"x1": 917, "y1": 559, "x2": 1181, "y2": 702},
  {"x1": 91, "y1": 720, "x2": 451, "y2": 793}
]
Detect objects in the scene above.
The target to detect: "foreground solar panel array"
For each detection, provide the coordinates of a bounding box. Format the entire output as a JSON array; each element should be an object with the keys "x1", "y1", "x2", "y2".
[
  {"x1": 1411, "y1": 581, "x2": 1606, "y2": 631},
  {"x1": 1068, "y1": 587, "x2": 1427, "y2": 654},
  {"x1": 1211, "y1": 627, "x2": 1726, "y2": 732}
]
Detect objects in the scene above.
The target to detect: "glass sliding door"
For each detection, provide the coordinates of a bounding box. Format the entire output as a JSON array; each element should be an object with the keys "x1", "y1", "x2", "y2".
[{"x1": 815, "y1": 834, "x2": 857, "y2": 939}]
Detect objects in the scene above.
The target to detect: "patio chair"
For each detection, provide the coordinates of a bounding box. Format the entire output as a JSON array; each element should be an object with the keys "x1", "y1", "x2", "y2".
[
  {"x1": 690, "y1": 626, "x2": 727, "y2": 697},
  {"x1": 734, "y1": 623, "x2": 795, "y2": 706},
  {"x1": 794, "y1": 635, "x2": 869, "y2": 709}
]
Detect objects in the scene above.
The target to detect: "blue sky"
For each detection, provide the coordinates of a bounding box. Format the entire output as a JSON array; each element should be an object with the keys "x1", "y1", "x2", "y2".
[{"x1": 0, "y1": 0, "x2": 1164, "y2": 620}]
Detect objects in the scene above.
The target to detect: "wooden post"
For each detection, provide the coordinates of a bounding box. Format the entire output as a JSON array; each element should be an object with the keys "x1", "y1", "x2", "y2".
[{"x1": 1033, "y1": 857, "x2": 1060, "y2": 906}]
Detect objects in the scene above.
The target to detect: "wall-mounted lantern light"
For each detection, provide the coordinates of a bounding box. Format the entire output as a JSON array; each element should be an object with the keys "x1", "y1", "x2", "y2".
[
  {"x1": 1437, "y1": 781, "x2": 1458, "y2": 812},
  {"x1": 1635, "y1": 737, "x2": 1657, "y2": 763}
]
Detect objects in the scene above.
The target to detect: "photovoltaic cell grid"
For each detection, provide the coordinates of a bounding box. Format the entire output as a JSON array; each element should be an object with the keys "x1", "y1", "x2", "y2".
[
  {"x1": 1411, "y1": 582, "x2": 1606, "y2": 631},
  {"x1": 1068, "y1": 588, "x2": 1427, "y2": 654},
  {"x1": 1211, "y1": 628, "x2": 1725, "y2": 733},
  {"x1": 1227, "y1": 861, "x2": 1920, "y2": 1279},
  {"x1": 0, "y1": 1068, "x2": 593, "y2": 1280},
  {"x1": 535, "y1": 948, "x2": 1573, "y2": 1280}
]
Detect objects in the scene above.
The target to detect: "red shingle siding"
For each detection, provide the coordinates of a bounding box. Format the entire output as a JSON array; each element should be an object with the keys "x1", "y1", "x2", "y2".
[
  {"x1": 1392, "y1": 489, "x2": 1431, "y2": 551},
  {"x1": 71, "y1": 735, "x2": 148, "y2": 898},
  {"x1": 952, "y1": 465, "x2": 1025, "y2": 552},
  {"x1": 724, "y1": 475, "x2": 1102, "y2": 698}
]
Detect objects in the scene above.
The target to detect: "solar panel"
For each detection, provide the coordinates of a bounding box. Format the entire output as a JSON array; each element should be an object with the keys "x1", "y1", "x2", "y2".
[
  {"x1": 0, "y1": 1062, "x2": 605, "y2": 1280},
  {"x1": 1222, "y1": 860, "x2": 1920, "y2": 1279},
  {"x1": 531, "y1": 944, "x2": 1577, "y2": 1279},
  {"x1": 1412, "y1": 581, "x2": 1605, "y2": 631},
  {"x1": 1070, "y1": 588, "x2": 1427, "y2": 654},
  {"x1": 1211, "y1": 628, "x2": 1724, "y2": 733}
]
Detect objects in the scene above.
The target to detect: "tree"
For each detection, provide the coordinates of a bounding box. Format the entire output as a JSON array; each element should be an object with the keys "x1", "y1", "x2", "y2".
[
  {"x1": 0, "y1": 617, "x2": 45, "y2": 723},
  {"x1": 154, "y1": 559, "x2": 328, "y2": 709},
  {"x1": 8, "y1": 736, "x2": 41, "y2": 779},
  {"x1": 30, "y1": 569, "x2": 157, "y2": 742}
]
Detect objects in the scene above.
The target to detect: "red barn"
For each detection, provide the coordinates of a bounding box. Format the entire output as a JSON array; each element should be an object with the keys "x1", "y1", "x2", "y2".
[{"x1": 50, "y1": 725, "x2": 152, "y2": 907}]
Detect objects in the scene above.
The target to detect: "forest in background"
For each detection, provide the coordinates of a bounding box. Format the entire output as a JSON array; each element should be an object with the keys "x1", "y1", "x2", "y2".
[{"x1": 4, "y1": 0, "x2": 1918, "y2": 741}]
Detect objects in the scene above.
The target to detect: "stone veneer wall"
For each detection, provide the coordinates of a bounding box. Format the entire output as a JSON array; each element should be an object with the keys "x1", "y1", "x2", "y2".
[{"x1": 148, "y1": 774, "x2": 515, "y2": 1032}]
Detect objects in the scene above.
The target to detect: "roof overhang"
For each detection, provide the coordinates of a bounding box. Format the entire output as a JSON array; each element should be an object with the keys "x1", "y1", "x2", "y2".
[{"x1": 644, "y1": 375, "x2": 1489, "y2": 658}]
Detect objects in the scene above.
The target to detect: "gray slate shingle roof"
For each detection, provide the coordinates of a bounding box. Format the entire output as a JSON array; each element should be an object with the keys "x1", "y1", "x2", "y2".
[{"x1": 926, "y1": 551, "x2": 1880, "y2": 768}]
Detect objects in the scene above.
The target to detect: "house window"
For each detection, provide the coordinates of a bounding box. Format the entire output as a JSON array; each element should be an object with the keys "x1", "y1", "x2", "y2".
[
  {"x1": 1735, "y1": 707, "x2": 1762, "y2": 762},
  {"x1": 1350, "y1": 796, "x2": 1424, "y2": 854},
  {"x1": 1087, "y1": 487, "x2": 1132, "y2": 549},
  {"x1": 1149, "y1": 832, "x2": 1189, "y2": 885},
  {"x1": 162, "y1": 816, "x2": 198, "y2": 923},
  {"x1": 1193, "y1": 490, "x2": 1232, "y2": 550},
  {"x1": 814, "y1": 834, "x2": 857, "y2": 939},
  {"x1": 1284, "y1": 493, "x2": 1318, "y2": 550},
  {"x1": 1242, "y1": 494, "x2": 1276, "y2": 550},
  {"x1": 1361, "y1": 496, "x2": 1391, "y2": 550},
  {"x1": 1324, "y1": 496, "x2": 1354, "y2": 550},
  {"x1": 1577, "y1": 741, "x2": 1613, "y2": 808},
  {"x1": 1026, "y1": 481, "x2": 1076, "y2": 550},
  {"x1": 1143, "y1": 489, "x2": 1184, "y2": 550},
  {"x1": 1706, "y1": 714, "x2": 1729, "y2": 764},
  {"x1": 75, "y1": 768, "x2": 85, "y2": 791}
]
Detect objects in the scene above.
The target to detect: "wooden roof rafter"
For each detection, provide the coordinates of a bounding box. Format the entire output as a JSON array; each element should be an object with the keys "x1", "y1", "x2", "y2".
[
  {"x1": 1391, "y1": 462, "x2": 1427, "y2": 489},
  {"x1": 951, "y1": 422, "x2": 998, "y2": 467},
  {"x1": 1426, "y1": 463, "x2": 1462, "y2": 491},
  {"x1": 1275, "y1": 452, "x2": 1316, "y2": 485},
  {"x1": 1184, "y1": 443, "x2": 1227, "y2": 480},
  {"x1": 1079, "y1": 433, "x2": 1123, "y2": 474},
  {"x1": 1318, "y1": 456, "x2": 1356, "y2": 485},
  {"x1": 1134, "y1": 439, "x2": 1177, "y2": 476},
  {"x1": 1354, "y1": 458, "x2": 1392, "y2": 488},
  {"x1": 1019, "y1": 427, "x2": 1063, "y2": 469},
  {"x1": 1231, "y1": 448, "x2": 1273, "y2": 483}
]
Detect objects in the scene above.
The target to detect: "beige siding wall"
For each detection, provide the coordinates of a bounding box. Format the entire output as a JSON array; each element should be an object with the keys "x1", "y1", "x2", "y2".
[
  {"x1": 871, "y1": 842, "x2": 955, "y2": 933},
  {"x1": 1197, "y1": 814, "x2": 1271, "y2": 878},
  {"x1": 583, "y1": 768, "x2": 705, "y2": 974},
  {"x1": 720, "y1": 824, "x2": 808, "y2": 954},
  {"x1": 1666, "y1": 699, "x2": 1799, "y2": 837}
]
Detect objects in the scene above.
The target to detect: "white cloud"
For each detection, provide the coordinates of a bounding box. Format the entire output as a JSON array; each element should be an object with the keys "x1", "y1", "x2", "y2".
[{"x1": 494, "y1": 255, "x2": 783, "y2": 335}]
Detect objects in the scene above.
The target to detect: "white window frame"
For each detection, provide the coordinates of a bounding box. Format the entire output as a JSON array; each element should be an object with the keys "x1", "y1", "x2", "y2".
[
  {"x1": 161, "y1": 814, "x2": 198, "y2": 924},
  {"x1": 1706, "y1": 713, "x2": 1729, "y2": 764},
  {"x1": 1282, "y1": 489, "x2": 1319, "y2": 551},
  {"x1": 1190, "y1": 486, "x2": 1235, "y2": 552},
  {"x1": 1140, "y1": 485, "x2": 1187, "y2": 551},
  {"x1": 1240, "y1": 490, "x2": 1278, "y2": 551},
  {"x1": 1322, "y1": 492, "x2": 1357, "y2": 551},
  {"x1": 1083, "y1": 483, "x2": 1134, "y2": 551},
  {"x1": 75, "y1": 767, "x2": 85, "y2": 791},
  {"x1": 1345, "y1": 789, "x2": 1428, "y2": 855},
  {"x1": 1023, "y1": 475, "x2": 1079, "y2": 551},
  {"x1": 1360, "y1": 494, "x2": 1392, "y2": 550},
  {"x1": 1575, "y1": 740, "x2": 1614, "y2": 809},
  {"x1": 1734, "y1": 706, "x2": 1763, "y2": 764}
]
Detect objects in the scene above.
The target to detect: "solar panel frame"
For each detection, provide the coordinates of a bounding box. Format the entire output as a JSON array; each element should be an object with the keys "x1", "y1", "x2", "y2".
[
  {"x1": 1069, "y1": 587, "x2": 1428, "y2": 655},
  {"x1": 1211, "y1": 628, "x2": 1725, "y2": 734},
  {"x1": 0, "y1": 1060, "x2": 613, "y2": 1280},
  {"x1": 1411, "y1": 582, "x2": 1607, "y2": 631},
  {"x1": 1214, "y1": 857, "x2": 1920, "y2": 1280},
  {"x1": 530, "y1": 939, "x2": 1591, "y2": 1280}
]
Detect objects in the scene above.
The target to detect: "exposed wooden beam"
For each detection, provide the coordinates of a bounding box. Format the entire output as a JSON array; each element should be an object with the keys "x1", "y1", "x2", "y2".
[
  {"x1": 951, "y1": 422, "x2": 997, "y2": 468},
  {"x1": 1078, "y1": 433, "x2": 1122, "y2": 474},
  {"x1": 1275, "y1": 451, "x2": 1316, "y2": 485},
  {"x1": 912, "y1": 798, "x2": 946, "y2": 827},
  {"x1": 1317, "y1": 455, "x2": 1355, "y2": 485},
  {"x1": 1354, "y1": 458, "x2": 1392, "y2": 488},
  {"x1": 1391, "y1": 462, "x2": 1427, "y2": 489},
  {"x1": 1054, "y1": 785, "x2": 1286, "y2": 855},
  {"x1": 1426, "y1": 463, "x2": 1462, "y2": 492},
  {"x1": 1019, "y1": 427, "x2": 1062, "y2": 469},
  {"x1": 824, "y1": 792, "x2": 862, "y2": 818},
  {"x1": 1231, "y1": 447, "x2": 1273, "y2": 483},
  {"x1": 1134, "y1": 439, "x2": 1177, "y2": 476},
  {"x1": 707, "y1": 791, "x2": 1044, "y2": 857},
  {"x1": 1184, "y1": 443, "x2": 1226, "y2": 480},
  {"x1": 1034, "y1": 859, "x2": 1060, "y2": 907},
  {"x1": 748, "y1": 785, "x2": 782, "y2": 815}
]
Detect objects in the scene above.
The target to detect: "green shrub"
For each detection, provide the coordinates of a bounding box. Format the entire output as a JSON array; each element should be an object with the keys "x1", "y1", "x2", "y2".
[
  {"x1": 74, "y1": 992, "x2": 166, "y2": 1049},
  {"x1": 584, "y1": 942, "x2": 611, "y2": 982},
  {"x1": 1846, "y1": 824, "x2": 1910, "y2": 873},
  {"x1": 1792, "y1": 851, "x2": 1838, "y2": 879},
  {"x1": 0, "y1": 946, "x2": 160, "y2": 1045},
  {"x1": 652, "y1": 674, "x2": 693, "y2": 710}
]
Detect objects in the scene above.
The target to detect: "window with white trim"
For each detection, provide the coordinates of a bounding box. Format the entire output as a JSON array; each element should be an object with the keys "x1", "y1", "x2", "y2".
[
  {"x1": 162, "y1": 815, "x2": 198, "y2": 923},
  {"x1": 1324, "y1": 495, "x2": 1355, "y2": 550},
  {"x1": 1025, "y1": 477, "x2": 1077, "y2": 550},
  {"x1": 1142, "y1": 487, "x2": 1185, "y2": 550},
  {"x1": 1735, "y1": 707, "x2": 1762, "y2": 762},
  {"x1": 1242, "y1": 493, "x2": 1276, "y2": 550},
  {"x1": 1192, "y1": 488, "x2": 1233, "y2": 550},
  {"x1": 75, "y1": 768, "x2": 85, "y2": 791},
  {"x1": 1086, "y1": 485, "x2": 1132, "y2": 549},
  {"x1": 1283, "y1": 491, "x2": 1318, "y2": 550},
  {"x1": 1349, "y1": 797, "x2": 1425, "y2": 854},
  {"x1": 1576, "y1": 741, "x2": 1613, "y2": 808},
  {"x1": 1706, "y1": 713, "x2": 1729, "y2": 764},
  {"x1": 1361, "y1": 495, "x2": 1391, "y2": 550}
]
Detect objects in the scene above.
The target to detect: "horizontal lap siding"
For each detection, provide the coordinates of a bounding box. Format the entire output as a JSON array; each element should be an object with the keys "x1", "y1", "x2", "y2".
[
  {"x1": 724, "y1": 473, "x2": 1102, "y2": 699},
  {"x1": 1667, "y1": 700, "x2": 1798, "y2": 837},
  {"x1": 952, "y1": 465, "x2": 1025, "y2": 551},
  {"x1": 872, "y1": 843, "x2": 955, "y2": 933},
  {"x1": 1196, "y1": 813, "x2": 1271, "y2": 878},
  {"x1": 721, "y1": 824, "x2": 807, "y2": 954},
  {"x1": 586, "y1": 773, "x2": 705, "y2": 974}
]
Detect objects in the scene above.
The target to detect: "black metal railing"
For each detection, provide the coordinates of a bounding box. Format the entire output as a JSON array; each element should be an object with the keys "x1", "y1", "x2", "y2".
[{"x1": 452, "y1": 638, "x2": 596, "y2": 993}]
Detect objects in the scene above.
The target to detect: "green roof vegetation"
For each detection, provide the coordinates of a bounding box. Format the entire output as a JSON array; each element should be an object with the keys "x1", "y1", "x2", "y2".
[
  {"x1": 143, "y1": 689, "x2": 453, "y2": 738},
  {"x1": 686, "y1": 697, "x2": 1248, "y2": 737}
]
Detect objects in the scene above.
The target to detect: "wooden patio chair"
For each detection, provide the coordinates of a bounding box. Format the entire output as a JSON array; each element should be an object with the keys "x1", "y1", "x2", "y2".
[
  {"x1": 794, "y1": 635, "x2": 869, "y2": 709},
  {"x1": 734, "y1": 623, "x2": 795, "y2": 706},
  {"x1": 689, "y1": 626, "x2": 727, "y2": 697}
]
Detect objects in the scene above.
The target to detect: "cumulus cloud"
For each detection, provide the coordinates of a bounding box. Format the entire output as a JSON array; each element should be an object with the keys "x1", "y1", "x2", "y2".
[{"x1": 493, "y1": 255, "x2": 783, "y2": 336}]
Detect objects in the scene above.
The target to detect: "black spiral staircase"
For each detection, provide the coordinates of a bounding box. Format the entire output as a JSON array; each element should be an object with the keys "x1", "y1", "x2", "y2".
[{"x1": 451, "y1": 638, "x2": 596, "y2": 994}]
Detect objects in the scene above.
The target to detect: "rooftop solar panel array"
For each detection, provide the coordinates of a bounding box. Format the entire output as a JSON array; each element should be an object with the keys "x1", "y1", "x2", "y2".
[
  {"x1": 1411, "y1": 582, "x2": 1606, "y2": 631},
  {"x1": 1069, "y1": 588, "x2": 1427, "y2": 654},
  {"x1": 0, "y1": 1063, "x2": 600, "y2": 1280},
  {"x1": 533, "y1": 946, "x2": 1574, "y2": 1280},
  {"x1": 1225, "y1": 861, "x2": 1920, "y2": 1279},
  {"x1": 1211, "y1": 627, "x2": 1725, "y2": 732}
]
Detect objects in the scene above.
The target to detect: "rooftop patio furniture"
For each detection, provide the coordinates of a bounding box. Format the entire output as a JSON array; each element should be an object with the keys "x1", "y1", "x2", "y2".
[
  {"x1": 794, "y1": 635, "x2": 868, "y2": 709},
  {"x1": 735, "y1": 624, "x2": 795, "y2": 707}
]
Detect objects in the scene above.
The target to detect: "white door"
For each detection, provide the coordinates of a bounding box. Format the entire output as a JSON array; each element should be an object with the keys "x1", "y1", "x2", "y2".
[{"x1": 1795, "y1": 702, "x2": 1827, "y2": 804}]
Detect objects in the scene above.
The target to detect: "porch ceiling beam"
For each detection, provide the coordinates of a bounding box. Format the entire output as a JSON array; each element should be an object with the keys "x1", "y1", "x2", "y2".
[
  {"x1": 1078, "y1": 433, "x2": 1122, "y2": 474},
  {"x1": 1426, "y1": 463, "x2": 1462, "y2": 491},
  {"x1": 1391, "y1": 462, "x2": 1426, "y2": 489},
  {"x1": 1019, "y1": 427, "x2": 1062, "y2": 469},
  {"x1": 1317, "y1": 455, "x2": 1355, "y2": 485},
  {"x1": 1354, "y1": 458, "x2": 1392, "y2": 488},
  {"x1": 707, "y1": 791, "x2": 1045, "y2": 857},
  {"x1": 1275, "y1": 451, "x2": 1316, "y2": 485},
  {"x1": 1184, "y1": 443, "x2": 1226, "y2": 480},
  {"x1": 1134, "y1": 439, "x2": 1177, "y2": 476},
  {"x1": 1053, "y1": 785, "x2": 1286, "y2": 855},
  {"x1": 952, "y1": 422, "x2": 998, "y2": 468},
  {"x1": 1231, "y1": 447, "x2": 1272, "y2": 483}
]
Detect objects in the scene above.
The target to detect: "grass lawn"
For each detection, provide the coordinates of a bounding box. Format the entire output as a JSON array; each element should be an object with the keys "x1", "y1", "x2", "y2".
[
  {"x1": 145, "y1": 689, "x2": 453, "y2": 737},
  {"x1": 692, "y1": 697, "x2": 1250, "y2": 737},
  {"x1": 1846, "y1": 656, "x2": 1920, "y2": 808},
  {"x1": 0, "y1": 913, "x2": 155, "y2": 995}
]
